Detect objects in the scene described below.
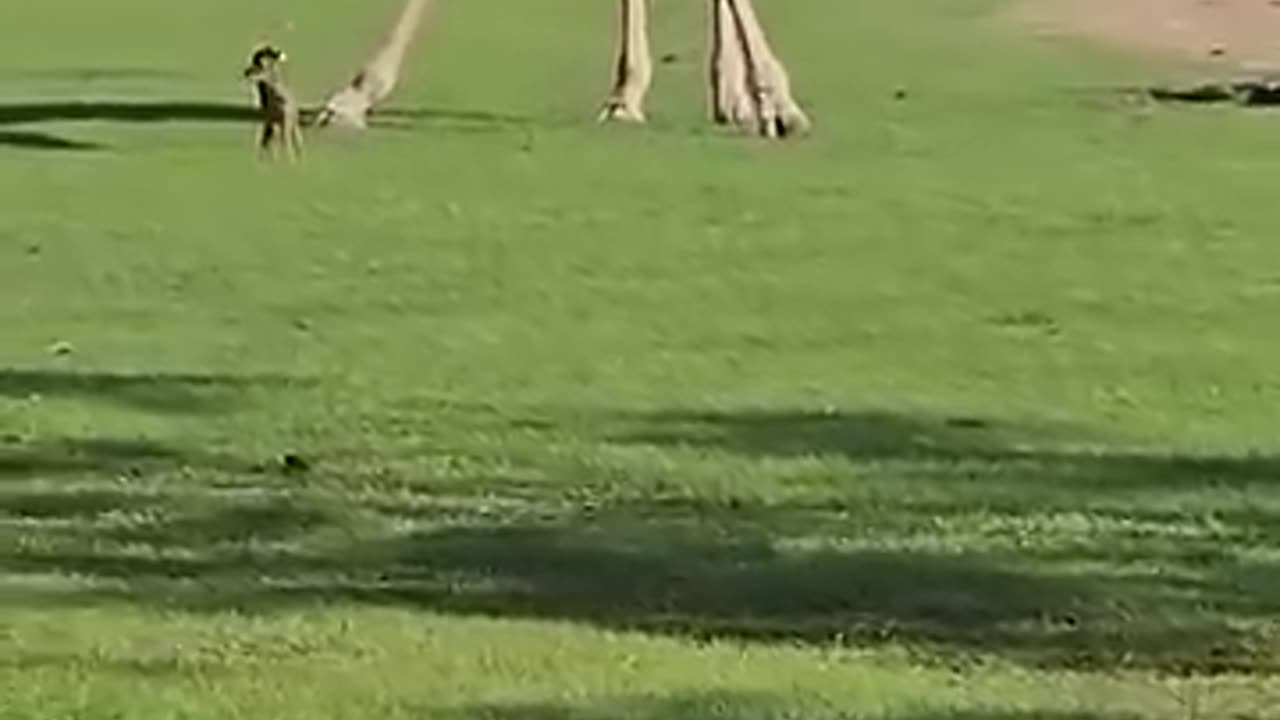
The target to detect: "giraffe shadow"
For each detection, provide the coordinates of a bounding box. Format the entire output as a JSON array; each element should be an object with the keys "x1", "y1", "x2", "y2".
[
  {"x1": 354, "y1": 106, "x2": 545, "y2": 135},
  {"x1": 0, "y1": 100, "x2": 257, "y2": 126},
  {"x1": 0, "y1": 99, "x2": 532, "y2": 138},
  {"x1": 372, "y1": 107, "x2": 529, "y2": 126}
]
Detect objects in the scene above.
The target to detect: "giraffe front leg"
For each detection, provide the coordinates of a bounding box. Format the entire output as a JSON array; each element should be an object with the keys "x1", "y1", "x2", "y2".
[
  {"x1": 317, "y1": 0, "x2": 430, "y2": 130},
  {"x1": 722, "y1": 0, "x2": 811, "y2": 138},
  {"x1": 599, "y1": 0, "x2": 653, "y2": 123},
  {"x1": 709, "y1": 0, "x2": 754, "y2": 126}
]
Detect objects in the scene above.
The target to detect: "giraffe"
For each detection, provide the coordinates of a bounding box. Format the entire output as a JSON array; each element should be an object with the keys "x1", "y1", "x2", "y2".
[
  {"x1": 315, "y1": 0, "x2": 431, "y2": 129},
  {"x1": 316, "y1": 0, "x2": 810, "y2": 139}
]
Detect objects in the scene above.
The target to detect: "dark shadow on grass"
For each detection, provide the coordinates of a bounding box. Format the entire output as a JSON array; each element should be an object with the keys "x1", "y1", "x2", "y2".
[
  {"x1": 0, "y1": 436, "x2": 251, "y2": 481},
  {"x1": 0, "y1": 407, "x2": 1277, "y2": 676},
  {"x1": 373, "y1": 107, "x2": 529, "y2": 126},
  {"x1": 0, "y1": 100, "x2": 257, "y2": 125},
  {"x1": 0, "y1": 368, "x2": 304, "y2": 481},
  {"x1": 1145, "y1": 80, "x2": 1280, "y2": 107},
  {"x1": 3, "y1": 490, "x2": 1275, "y2": 674},
  {"x1": 339, "y1": 106, "x2": 541, "y2": 135},
  {"x1": 439, "y1": 691, "x2": 1148, "y2": 720},
  {"x1": 607, "y1": 409, "x2": 1280, "y2": 493},
  {"x1": 0, "y1": 367, "x2": 298, "y2": 414},
  {"x1": 609, "y1": 409, "x2": 1075, "y2": 461},
  {"x1": 0, "y1": 129, "x2": 104, "y2": 151},
  {"x1": 1089, "y1": 81, "x2": 1280, "y2": 109},
  {"x1": 0, "y1": 100, "x2": 529, "y2": 131}
]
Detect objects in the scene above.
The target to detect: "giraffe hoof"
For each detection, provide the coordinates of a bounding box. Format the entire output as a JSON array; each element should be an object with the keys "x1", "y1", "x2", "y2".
[
  {"x1": 598, "y1": 102, "x2": 646, "y2": 124},
  {"x1": 753, "y1": 107, "x2": 810, "y2": 139},
  {"x1": 775, "y1": 110, "x2": 811, "y2": 138}
]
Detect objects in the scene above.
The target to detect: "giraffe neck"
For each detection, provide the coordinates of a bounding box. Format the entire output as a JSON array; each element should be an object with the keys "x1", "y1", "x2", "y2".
[{"x1": 373, "y1": 0, "x2": 430, "y2": 72}]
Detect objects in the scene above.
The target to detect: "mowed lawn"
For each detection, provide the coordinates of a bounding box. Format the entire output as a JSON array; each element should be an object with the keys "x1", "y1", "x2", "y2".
[{"x1": 2, "y1": 0, "x2": 1280, "y2": 717}]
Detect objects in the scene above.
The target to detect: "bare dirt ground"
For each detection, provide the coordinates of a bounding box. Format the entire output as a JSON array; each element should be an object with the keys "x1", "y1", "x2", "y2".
[{"x1": 1015, "y1": 0, "x2": 1280, "y2": 72}]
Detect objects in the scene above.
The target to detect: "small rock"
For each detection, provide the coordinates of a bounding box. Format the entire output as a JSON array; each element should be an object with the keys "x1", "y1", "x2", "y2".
[{"x1": 48, "y1": 340, "x2": 74, "y2": 356}]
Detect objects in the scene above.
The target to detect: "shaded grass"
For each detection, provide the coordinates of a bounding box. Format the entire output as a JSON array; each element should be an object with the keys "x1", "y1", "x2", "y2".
[
  {"x1": 440, "y1": 692, "x2": 1153, "y2": 720},
  {"x1": 1, "y1": 396, "x2": 1277, "y2": 677},
  {"x1": 2, "y1": 0, "x2": 1280, "y2": 716},
  {"x1": 0, "y1": 368, "x2": 297, "y2": 414}
]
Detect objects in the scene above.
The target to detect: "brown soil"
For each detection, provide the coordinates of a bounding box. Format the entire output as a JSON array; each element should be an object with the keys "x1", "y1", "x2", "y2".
[{"x1": 1016, "y1": 0, "x2": 1280, "y2": 71}]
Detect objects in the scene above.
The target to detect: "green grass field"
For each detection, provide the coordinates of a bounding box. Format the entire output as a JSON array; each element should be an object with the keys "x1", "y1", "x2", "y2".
[{"x1": 3, "y1": 0, "x2": 1280, "y2": 717}]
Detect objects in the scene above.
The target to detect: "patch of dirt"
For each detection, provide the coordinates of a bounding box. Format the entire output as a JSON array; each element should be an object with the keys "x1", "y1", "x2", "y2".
[{"x1": 1015, "y1": 0, "x2": 1280, "y2": 71}]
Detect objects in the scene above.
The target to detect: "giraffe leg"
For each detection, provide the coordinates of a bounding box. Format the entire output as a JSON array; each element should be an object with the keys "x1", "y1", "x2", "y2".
[
  {"x1": 317, "y1": 0, "x2": 432, "y2": 129},
  {"x1": 599, "y1": 0, "x2": 653, "y2": 123},
  {"x1": 709, "y1": 0, "x2": 754, "y2": 127},
  {"x1": 723, "y1": 0, "x2": 811, "y2": 138}
]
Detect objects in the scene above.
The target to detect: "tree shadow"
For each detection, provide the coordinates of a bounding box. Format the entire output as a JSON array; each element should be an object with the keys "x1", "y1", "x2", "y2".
[
  {"x1": 439, "y1": 691, "x2": 1149, "y2": 720},
  {"x1": 0, "y1": 436, "x2": 251, "y2": 482},
  {"x1": 4, "y1": 489, "x2": 1275, "y2": 675},
  {"x1": 609, "y1": 409, "x2": 1074, "y2": 461},
  {"x1": 606, "y1": 408, "x2": 1280, "y2": 494},
  {"x1": 365, "y1": 510, "x2": 1280, "y2": 674},
  {"x1": 0, "y1": 367, "x2": 301, "y2": 481},
  {"x1": 1, "y1": 405, "x2": 1277, "y2": 676},
  {"x1": 0, "y1": 129, "x2": 104, "y2": 151},
  {"x1": 0, "y1": 367, "x2": 298, "y2": 415}
]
